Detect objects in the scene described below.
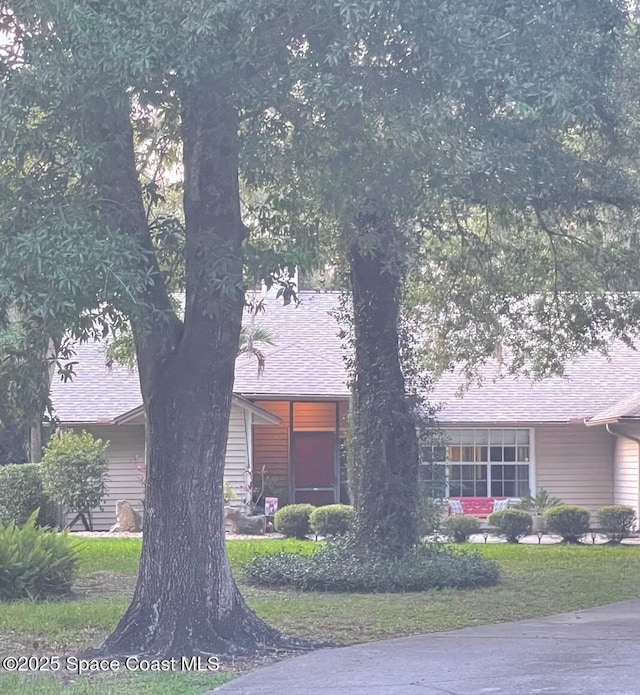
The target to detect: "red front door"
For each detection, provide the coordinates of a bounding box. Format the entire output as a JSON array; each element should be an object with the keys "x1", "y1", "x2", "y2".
[{"x1": 292, "y1": 433, "x2": 336, "y2": 505}]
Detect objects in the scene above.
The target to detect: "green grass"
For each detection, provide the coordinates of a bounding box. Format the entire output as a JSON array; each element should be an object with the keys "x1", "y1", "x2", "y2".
[
  {"x1": 0, "y1": 672, "x2": 230, "y2": 694},
  {"x1": 3, "y1": 538, "x2": 640, "y2": 693}
]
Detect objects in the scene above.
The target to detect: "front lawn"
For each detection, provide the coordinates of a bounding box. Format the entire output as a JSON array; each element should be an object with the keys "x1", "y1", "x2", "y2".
[{"x1": 2, "y1": 538, "x2": 640, "y2": 694}]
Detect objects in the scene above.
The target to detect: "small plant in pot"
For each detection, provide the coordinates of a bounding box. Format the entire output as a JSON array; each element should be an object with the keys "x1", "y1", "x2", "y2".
[{"x1": 517, "y1": 488, "x2": 563, "y2": 534}]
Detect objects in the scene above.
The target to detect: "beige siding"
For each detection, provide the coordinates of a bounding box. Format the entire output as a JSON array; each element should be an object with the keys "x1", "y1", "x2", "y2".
[
  {"x1": 535, "y1": 425, "x2": 614, "y2": 511},
  {"x1": 69, "y1": 403, "x2": 251, "y2": 530},
  {"x1": 612, "y1": 425, "x2": 640, "y2": 517},
  {"x1": 224, "y1": 404, "x2": 250, "y2": 505},
  {"x1": 67, "y1": 425, "x2": 145, "y2": 531}
]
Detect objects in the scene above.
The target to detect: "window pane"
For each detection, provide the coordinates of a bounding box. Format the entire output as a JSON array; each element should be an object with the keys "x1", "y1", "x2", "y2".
[
  {"x1": 517, "y1": 429, "x2": 530, "y2": 445},
  {"x1": 502, "y1": 430, "x2": 516, "y2": 445},
  {"x1": 477, "y1": 446, "x2": 488, "y2": 462},
  {"x1": 491, "y1": 481, "x2": 503, "y2": 497},
  {"x1": 458, "y1": 430, "x2": 475, "y2": 445},
  {"x1": 461, "y1": 446, "x2": 475, "y2": 462},
  {"x1": 450, "y1": 465, "x2": 462, "y2": 480},
  {"x1": 449, "y1": 481, "x2": 462, "y2": 496},
  {"x1": 517, "y1": 446, "x2": 529, "y2": 462},
  {"x1": 476, "y1": 465, "x2": 487, "y2": 481},
  {"x1": 461, "y1": 465, "x2": 475, "y2": 478},
  {"x1": 516, "y1": 480, "x2": 530, "y2": 496},
  {"x1": 504, "y1": 446, "x2": 516, "y2": 462},
  {"x1": 503, "y1": 481, "x2": 516, "y2": 497},
  {"x1": 503, "y1": 465, "x2": 516, "y2": 479},
  {"x1": 476, "y1": 481, "x2": 487, "y2": 496},
  {"x1": 475, "y1": 430, "x2": 489, "y2": 445},
  {"x1": 446, "y1": 430, "x2": 460, "y2": 445},
  {"x1": 489, "y1": 430, "x2": 503, "y2": 444},
  {"x1": 490, "y1": 446, "x2": 503, "y2": 462},
  {"x1": 461, "y1": 481, "x2": 475, "y2": 496},
  {"x1": 517, "y1": 467, "x2": 529, "y2": 482},
  {"x1": 449, "y1": 446, "x2": 461, "y2": 462}
]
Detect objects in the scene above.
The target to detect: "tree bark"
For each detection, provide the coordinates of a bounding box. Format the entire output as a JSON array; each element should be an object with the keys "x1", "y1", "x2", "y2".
[
  {"x1": 348, "y1": 215, "x2": 420, "y2": 554},
  {"x1": 85, "y1": 86, "x2": 298, "y2": 657}
]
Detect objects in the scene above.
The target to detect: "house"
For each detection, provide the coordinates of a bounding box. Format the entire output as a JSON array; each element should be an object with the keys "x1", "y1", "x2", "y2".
[{"x1": 49, "y1": 291, "x2": 640, "y2": 530}]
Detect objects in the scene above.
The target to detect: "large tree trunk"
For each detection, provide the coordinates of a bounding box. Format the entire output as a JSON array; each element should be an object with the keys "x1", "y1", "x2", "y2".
[
  {"x1": 348, "y1": 215, "x2": 420, "y2": 554},
  {"x1": 88, "y1": 86, "x2": 296, "y2": 658}
]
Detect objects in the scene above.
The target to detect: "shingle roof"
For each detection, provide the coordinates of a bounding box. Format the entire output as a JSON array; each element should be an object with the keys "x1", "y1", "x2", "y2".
[
  {"x1": 587, "y1": 390, "x2": 640, "y2": 425},
  {"x1": 431, "y1": 341, "x2": 640, "y2": 424},
  {"x1": 235, "y1": 291, "x2": 348, "y2": 398},
  {"x1": 50, "y1": 291, "x2": 349, "y2": 423},
  {"x1": 49, "y1": 291, "x2": 640, "y2": 425}
]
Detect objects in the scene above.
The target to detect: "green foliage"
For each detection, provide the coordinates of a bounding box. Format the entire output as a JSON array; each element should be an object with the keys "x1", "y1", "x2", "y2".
[
  {"x1": 444, "y1": 515, "x2": 481, "y2": 543},
  {"x1": 596, "y1": 505, "x2": 636, "y2": 544},
  {"x1": 418, "y1": 496, "x2": 446, "y2": 537},
  {"x1": 517, "y1": 489, "x2": 564, "y2": 515},
  {"x1": 274, "y1": 504, "x2": 315, "y2": 539},
  {"x1": 0, "y1": 463, "x2": 56, "y2": 527},
  {"x1": 244, "y1": 539, "x2": 500, "y2": 593},
  {"x1": 41, "y1": 432, "x2": 109, "y2": 517},
  {"x1": 0, "y1": 511, "x2": 78, "y2": 600},
  {"x1": 309, "y1": 505, "x2": 354, "y2": 537},
  {"x1": 488, "y1": 509, "x2": 532, "y2": 543},
  {"x1": 223, "y1": 482, "x2": 236, "y2": 505},
  {"x1": 544, "y1": 505, "x2": 591, "y2": 543}
]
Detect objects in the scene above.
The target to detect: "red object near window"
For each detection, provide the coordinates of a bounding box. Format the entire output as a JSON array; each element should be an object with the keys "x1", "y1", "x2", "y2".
[{"x1": 448, "y1": 497, "x2": 507, "y2": 518}]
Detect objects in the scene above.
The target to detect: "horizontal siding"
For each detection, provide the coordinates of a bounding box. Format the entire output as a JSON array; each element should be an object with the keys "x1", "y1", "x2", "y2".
[
  {"x1": 224, "y1": 404, "x2": 249, "y2": 505},
  {"x1": 535, "y1": 425, "x2": 614, "y2": 512},
  {"x1": 68, "y1": 406, "x2": 252, "y2": 531},
  {"x1": 67, "y1": 425, "x2": 145, "y2": 532},
  {"x1": 293, "y1": 402, "x2": 337, "y2": 432},
  {"x1": 613, "y1": 425, "x2": 640, "y2": 517},
  {"x1": 252, "y1": 401, "x2": 290, "y2": 504}
]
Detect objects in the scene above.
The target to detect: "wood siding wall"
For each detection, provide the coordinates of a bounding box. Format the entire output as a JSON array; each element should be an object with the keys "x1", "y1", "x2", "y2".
[
  {"x1": 535, "y1": 424, "x2": 614, "y2": 512},
  {"x1": 67, "y1": 425, "x2": 145, "y2": 531},
  {"x1": 612, "y1": 425, "x2": 640, "y2": 518},
  {"x1": 70, "y1": 403, "x2": 251, "y2": 531},
  {"x1": 252, "y1": 401, "x2": 291, "y2": 504}
]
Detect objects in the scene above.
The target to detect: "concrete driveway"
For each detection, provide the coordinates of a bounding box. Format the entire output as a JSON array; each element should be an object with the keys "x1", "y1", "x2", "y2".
[{"x1": 211, "y1": 600, "x2": 640, "y2": 695}]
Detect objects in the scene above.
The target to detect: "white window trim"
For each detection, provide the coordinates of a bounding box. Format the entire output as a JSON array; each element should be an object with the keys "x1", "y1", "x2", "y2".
[{"x1": 437, "y1": 427, "x2": 535, "y2": 498}]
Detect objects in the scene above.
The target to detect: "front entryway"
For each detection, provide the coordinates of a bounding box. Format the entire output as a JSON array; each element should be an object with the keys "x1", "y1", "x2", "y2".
[{"x1": 292, "y1": 432, "x2": 337, "y2": 505}]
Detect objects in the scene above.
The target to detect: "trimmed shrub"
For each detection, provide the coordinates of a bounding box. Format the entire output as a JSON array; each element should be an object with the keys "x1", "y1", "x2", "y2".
[
  {"x1": 310, "y1": 505, "x2": 353, "y2": 537},
  {"x1": 488, "y1": 509, "x2": 532, "y2": 543},
  {"x1": 42, "y1": 431, "x2": 109, "y2": 529},
  {"x1": 0, "y1": 463, "x2": 57, "y2": 527},
  {"x1": 244, "y1": 539, "x2": 500, "y2": 593},
  {"x1": 274, "y1": 503, "x2": 315, "y2": 539},
  {"x1": 544, "y1": 504, "x2": 590, "y2": 543},
  {"x1": 444, "y1": 515, "x2": 481, "y2": 543},
  {"x1": 597, "y1": 505, "x2": 636, "y2": 544},
  {"x1": 0, "y1": 511, "x2": 79, "y2": 600}
]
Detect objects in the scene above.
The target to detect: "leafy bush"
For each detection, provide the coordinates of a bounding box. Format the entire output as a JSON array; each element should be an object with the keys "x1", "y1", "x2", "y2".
[
  {"x1": 488, "y1": 509, "x2": 532, "y2": 543},
  {"x1": 274, "y1": 503, "x2": 315, "y2": 538},
  {"x1": 596, "y1": 505, "x2": 636, "y2": 544},
  {"x1": 516, "y1": 488, "x2": 563, "y2": 515},
  {"x1": 0, "y1": 511, "x2": 79, "y2": 600},
  {"x1": 444, "y1": 515, "x2": 481, "y2": 543},
  {"x1": 310, "y1": 505, "x2": 353, "y2": 537},
  {"x1": 244, "y1": 539, "x2": 500, "y2": 592},
  {"x1": 41, "y1": 432, "x2": 109, "y2": 527},
  {"x1": 544, "y1": 505, "x2": 590, "y2": 543},
  {"x1": 223, "y1": 482, "x2": 236, "y2": 504},
  {"x1": 0, "y1": 463, "x2": 57, "y2": 527}
]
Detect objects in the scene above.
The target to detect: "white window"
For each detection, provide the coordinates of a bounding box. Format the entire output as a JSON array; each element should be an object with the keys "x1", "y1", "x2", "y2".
[{"x1": 419, "y1": 429, "x2": 531, "y2": 498}]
